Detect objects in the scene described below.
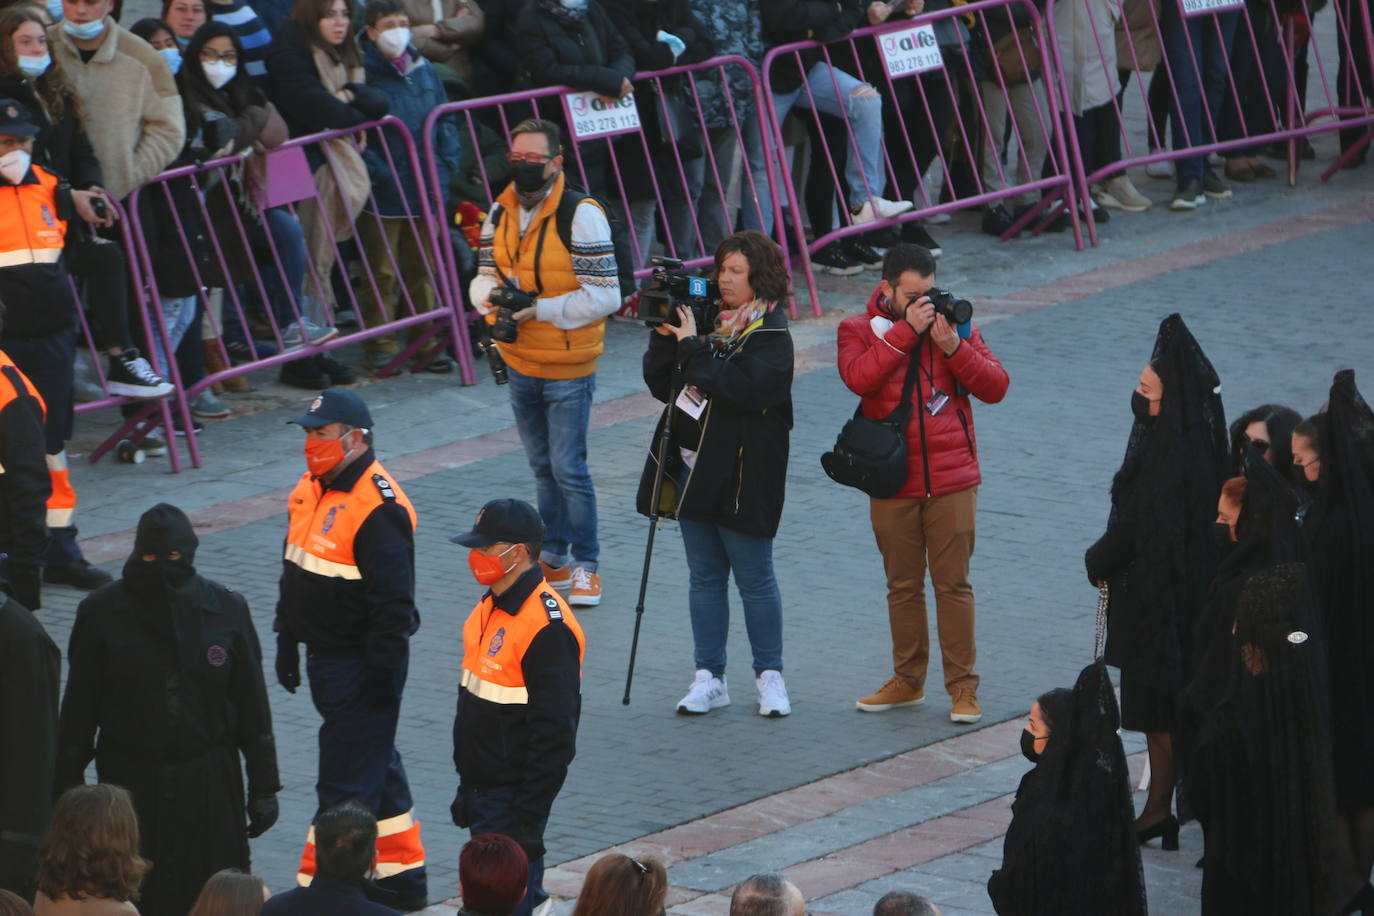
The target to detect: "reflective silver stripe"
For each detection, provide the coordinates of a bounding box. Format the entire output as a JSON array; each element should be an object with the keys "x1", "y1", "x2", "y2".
[
  {"x1": 46, "y1": 508, "x2": 74, "y2": 527},
  {"x1": 460, "y1": 668, "x2": 528, "y2": 704},
  {"x1": 376, "y1": 810, "x2": 416, "y2": 837},
  {"x1": 0, "y1": 248, "x2": 60, "y2": 268},
  {"x1": 45, "y1": 452, "x2": 68, "y2": 472},
  {"x1": 283, "y1": 543, "x2": 362, "y2": 580}
]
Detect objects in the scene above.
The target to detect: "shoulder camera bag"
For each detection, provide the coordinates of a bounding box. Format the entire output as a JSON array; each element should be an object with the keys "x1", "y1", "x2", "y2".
[{"x1": 820, "y1": 343, "x2": 923, "y2": 498}]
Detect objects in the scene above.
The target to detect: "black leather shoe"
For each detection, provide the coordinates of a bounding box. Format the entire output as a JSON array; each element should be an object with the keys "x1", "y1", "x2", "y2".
[
  {"x1": 43, "y1": 562, "x2": 113, "y2": 590},
  {"x1": 278, "y1": 358, "x2": 330, "y2": 390},
  {"x1": 315, "y1": 353, "x2": 357, "y2": 385}
]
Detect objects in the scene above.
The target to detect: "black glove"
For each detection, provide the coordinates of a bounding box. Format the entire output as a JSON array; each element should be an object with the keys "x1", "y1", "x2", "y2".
[
  {"x1": 507, "y1": 821, "x2": 545, "y2": 861},
  {"x1": 246, "y1": 794, "x2": 279, "y2": 838},
  {"x1": 275, "y1": 634, "x2": 300, "y2": 693},
  {"x1": 449, "y1": 787, "x2": 469, "y2": 828},
  {"x1": 7, "y1": 563, "x2": 41, "y2": 610}
]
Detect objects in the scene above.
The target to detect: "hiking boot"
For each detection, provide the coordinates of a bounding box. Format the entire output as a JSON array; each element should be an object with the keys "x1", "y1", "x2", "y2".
[
  {"x1": 106, "y1": 349, "x2": 174, "y2": 399},
  {"x1": 856, "y1": 676, "x2": 926, "y2": 712},
  {"x1": 756, "y1": 670, "x2": 791, "y2": 717},
  {"x1": 568, "y1": 567, "x2": 601, "y2": 607},
  {"x1": 540, "y1": 560, "x2": 572, "y2": 590},
  {"x1": 677, "y1": 669, "x2": 729, "y2": 715},
  {"x1": 950, "y1": 687, "x2": 982, "y2": 724}
]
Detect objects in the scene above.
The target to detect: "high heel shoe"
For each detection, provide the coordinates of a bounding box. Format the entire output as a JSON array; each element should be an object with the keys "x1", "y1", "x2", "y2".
[{"x1": 1135, "y1": 814, "x2": 1180, "y2": 851}]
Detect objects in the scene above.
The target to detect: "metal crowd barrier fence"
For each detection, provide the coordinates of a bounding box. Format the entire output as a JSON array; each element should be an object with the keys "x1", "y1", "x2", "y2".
[
  {"x1": 1047, "y1": 0, "x2": 1374, "y2": 244},
  {"x1": 760, "y1": 3, "x2": 1086, "y2": 307},
  {"x1": 419, "y1": 54, "x2": 812, "y2": 327},
  {"x1": 122, "y1": 115, "x2": 466, "y2": 468}
]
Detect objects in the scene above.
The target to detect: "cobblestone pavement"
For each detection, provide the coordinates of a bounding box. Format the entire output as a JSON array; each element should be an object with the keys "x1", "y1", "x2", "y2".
[{"x1": 35, "y1": 143, "x2": 1374, "y2": 915}]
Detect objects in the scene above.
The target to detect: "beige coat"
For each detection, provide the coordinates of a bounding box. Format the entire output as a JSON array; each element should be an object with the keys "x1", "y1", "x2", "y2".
[
  {"x1": 48, "y1": 17, "x2": 185, "y2": 200},
  {"x1": 34, "y1": 892, "x2": 140, "y2": 915},
  {"x1": 1052, "y1": 0, "x2": 1121, "y2": 115},
  {"x1": 1116, "y1": 0, "x2": 1163, "y2": 72},
  {"x1": 399, "y1": 0, "x2": 484, "y2": 80}
]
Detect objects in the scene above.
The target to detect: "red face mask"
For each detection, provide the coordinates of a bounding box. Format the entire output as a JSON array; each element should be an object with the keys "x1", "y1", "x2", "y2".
[
  {"x1": 304, "y1": 435, "x2": 348, "y2": 477},
  {"x1": 468, "y1": 545, "x2": 518, "y2": 586}
]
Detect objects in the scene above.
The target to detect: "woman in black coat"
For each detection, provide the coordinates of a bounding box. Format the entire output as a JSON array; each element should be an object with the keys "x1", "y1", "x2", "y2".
[{"x1": 637, "y1": 230, "x2": 794, "y2": 719}]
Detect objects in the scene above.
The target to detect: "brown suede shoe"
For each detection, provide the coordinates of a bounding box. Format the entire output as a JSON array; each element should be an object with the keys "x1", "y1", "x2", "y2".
[
  {"x1": 856, "y1": 676, "x2": 925, "y2": 712},
  {"x1": 950, "y1": 687, "x2": 982, "y2": 724}
]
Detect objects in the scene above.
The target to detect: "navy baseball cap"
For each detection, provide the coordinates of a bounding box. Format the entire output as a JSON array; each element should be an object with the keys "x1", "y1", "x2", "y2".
[
  {"x1": 451, "y1": 499, "x2": 546, "y2": 547},
  {"x1": 287, "y1": 388, "x2": 373, "y2": 429},
  {"x1": 0, "y1": 99, "x2": 40, "y2": 138}
]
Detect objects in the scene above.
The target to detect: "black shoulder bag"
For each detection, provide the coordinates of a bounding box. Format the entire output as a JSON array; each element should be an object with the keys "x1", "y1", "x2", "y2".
[{"x1": 820, "y1": 344, "x2": 923, "y2": 498}]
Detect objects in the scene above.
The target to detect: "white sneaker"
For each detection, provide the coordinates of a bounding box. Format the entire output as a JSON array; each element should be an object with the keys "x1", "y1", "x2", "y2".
[
  {"x1": 1145, "y1": 150, "x2": 1174, "y2": 179},
  {"x1": 851, "y1": 197, "x2": 914, "y2": 225},
  {"x1": 756, "y1": 669, "x2": 791, "y2": 718},
  {"x1": 676, "y1": 669, "x2": 729, "y2": 715}
]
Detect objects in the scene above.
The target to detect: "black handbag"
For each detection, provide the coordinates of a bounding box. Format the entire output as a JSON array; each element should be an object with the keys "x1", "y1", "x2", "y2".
[{"x1": 820, "y1": 349, "x2": 923, "y2": 498}]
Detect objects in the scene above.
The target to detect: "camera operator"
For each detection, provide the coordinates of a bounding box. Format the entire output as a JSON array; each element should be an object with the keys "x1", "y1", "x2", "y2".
[
  {"x1": 636, "y1": 230, "x2": 795, "y2": 718},
  {"x1": 837, "y1": 244, "x2": 1008, "y2": 724},
  {"x1": 468, "y1": 118, "x2": 621, "y2": 608}
]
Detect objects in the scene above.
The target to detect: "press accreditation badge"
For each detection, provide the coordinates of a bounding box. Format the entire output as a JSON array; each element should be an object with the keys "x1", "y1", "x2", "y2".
[
  {"x1": 674, "y1": 385, "x2": 707, "y2": 420},
  {"x1": 877, "y1": 24, "x2": 943, "y2": 79},
  {"x1": 563, "y1": 90, "x2": 642, "y2": 140}
]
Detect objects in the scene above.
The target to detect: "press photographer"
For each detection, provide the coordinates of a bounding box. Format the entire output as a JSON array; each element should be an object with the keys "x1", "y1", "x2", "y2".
[
  {"x1": 468, "y1": 118, "x2": 622, "y2": 607},
  {"x1": 835, "y1": 243, "x2": 1008, "y2": 725},
  {"x1": 635, "y1": 231, "x2": 795, "y2": 719}
]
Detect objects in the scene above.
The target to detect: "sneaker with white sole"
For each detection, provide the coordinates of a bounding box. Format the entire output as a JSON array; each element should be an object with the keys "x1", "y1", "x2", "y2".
[
  {"x1": 280, "y1": 319, "x2": 339, "y2": 349},
  {"x1": 106, "y1": 349, "x2": 174, "y2": 399},
  {"x1": 190, "y1": 389, "x2": 231, "y2": 419},
  {"x1": 677, "y1": 669, "x2": 729, "y2": 714},
  {"x1": 1145, "y1": 150, "x2": 1174, "y2": 179},
  {"x1": 756, "y1": 670, "x2": 791, "y2": 717},
  {"x1": 540, "y1": 560, "x2": 571, "y2": 590},
  {"x1": 568, "y1": 566, "x2": 601, "y2": 606},
  {"x1": 1094, "y1": 175, "x2": 1152, "y2": 212},
  {"x1": 851, "y1": 197, "x2": 914, "y2": 225}
]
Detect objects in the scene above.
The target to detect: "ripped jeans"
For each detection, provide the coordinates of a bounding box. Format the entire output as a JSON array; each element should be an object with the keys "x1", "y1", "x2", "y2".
[{"x1": 758, "y1": 61, "x2": 885, "y2": 234}]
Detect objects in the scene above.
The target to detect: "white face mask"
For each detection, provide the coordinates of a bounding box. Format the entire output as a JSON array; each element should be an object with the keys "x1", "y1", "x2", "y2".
[
  {"x1": 0, "y1": 149, "x2": 32, "y2": 185},
  {"x1": 158, "y1": 46, "x2": 181, "y2": 75},
  {"x1": 375, "y1": 26, "x2": 410, "y2": 59},
  {"x1": 61, "y1": 17, "x2": 106, "y2": 40},
  {"x1": 202, "y1": 59, "x2": 236, "y2": 89},
  {"x1": 18, "y1": 54, "x2": 51, "y2": 79}
]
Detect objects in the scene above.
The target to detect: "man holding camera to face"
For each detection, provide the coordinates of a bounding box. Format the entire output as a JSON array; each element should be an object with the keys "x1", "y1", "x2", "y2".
[
  {"x1": 468, "y1": 119, "x2": 622, "y2": 608},
  {"x1": 837, "y1": 244, "x2": 1008, "y2": 725}
]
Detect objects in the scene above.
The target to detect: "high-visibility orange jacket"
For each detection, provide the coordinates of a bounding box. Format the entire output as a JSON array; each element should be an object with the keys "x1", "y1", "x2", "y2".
[
  {"x1": 454, "y1": 564, "x2": 584, "y2": 825},
  {"x1": 0, "y1": 164, "x2": 76, "y2": 340},
  {"x1": 275, "y1": 450, "x2": 419, "y2": 668}
]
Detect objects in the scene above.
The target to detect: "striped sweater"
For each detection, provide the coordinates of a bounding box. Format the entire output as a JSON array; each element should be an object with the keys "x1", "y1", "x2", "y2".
[{"x1": 210, "y1": 0, "x2": 274, "y2": 78}]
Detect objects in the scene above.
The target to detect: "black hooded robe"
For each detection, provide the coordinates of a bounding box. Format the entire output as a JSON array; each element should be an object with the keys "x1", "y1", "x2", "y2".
[{"x1": 55, "y1": 504, "x2": 279, "y2": 916}]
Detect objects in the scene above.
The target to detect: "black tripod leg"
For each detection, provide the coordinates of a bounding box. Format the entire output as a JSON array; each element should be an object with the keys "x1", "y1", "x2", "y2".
[{"x1": 623, "y1": 396, "x2": 677, "y2": 705}]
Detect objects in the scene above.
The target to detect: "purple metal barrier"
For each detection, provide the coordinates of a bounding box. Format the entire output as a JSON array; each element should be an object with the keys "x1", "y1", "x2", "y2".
[
  {"x1": 1046, "y1": 0, "x2": 1374, "y2": 244},
  {"x1": 123, "y1": 116, "x2": 468, "y2": 468},
  {"x1": 419, "y1": 54, "x2": 810, "y2": 331},
  {"x1": 760, "y1": 3, "x2": 1086, "y2": 308}
]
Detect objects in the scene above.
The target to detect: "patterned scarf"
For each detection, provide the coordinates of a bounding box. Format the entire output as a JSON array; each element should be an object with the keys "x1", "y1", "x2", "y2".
[{"x1": 710, "y1": 298, "x2": 772, "y2": 347}]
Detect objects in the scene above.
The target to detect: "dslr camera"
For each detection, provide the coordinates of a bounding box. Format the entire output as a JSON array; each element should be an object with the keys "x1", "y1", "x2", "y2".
[
  {"x1": 926, "y1": 287, "x2": 973, "y2": 326},
  {"x1": 637, "y1": 257, "x2": 720, "y2": 331},
  {"x1": 488, "y1": 285, "x2": 534, "y2": 344}
]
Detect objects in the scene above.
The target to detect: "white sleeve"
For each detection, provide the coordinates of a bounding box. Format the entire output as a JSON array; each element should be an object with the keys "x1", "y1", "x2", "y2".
[
  {"x1": 467, "y1": 209, "x2": 500, "y2": 315},
  {"x1": 533, "y1": 200, "x2": 622, "y2": 330}
]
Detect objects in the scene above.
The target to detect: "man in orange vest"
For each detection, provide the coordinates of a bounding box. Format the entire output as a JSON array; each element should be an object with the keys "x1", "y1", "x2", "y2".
[
  {"x1": 467, "y1": 119, "x2": 622, "y2": 610},
  {"x1": 274, "y1": 389, "x2": 428, "y2": 910},
  {"x1": 0, "y1": 98, "x2": 114, "y2": 596},
  {"x1": 449, "y1": 498, "x2": 586, "y2": 916}
]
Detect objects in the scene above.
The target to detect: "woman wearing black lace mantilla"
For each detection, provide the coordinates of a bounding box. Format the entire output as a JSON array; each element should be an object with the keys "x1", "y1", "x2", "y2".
[{"x1": 1084, "y1": 313, "x2": 1228, "y2": 849}]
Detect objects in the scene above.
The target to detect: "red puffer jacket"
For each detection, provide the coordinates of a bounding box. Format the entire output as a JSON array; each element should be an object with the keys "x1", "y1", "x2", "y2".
[{"x1": 837, "y1": 288, "x2": 1009, "y2": 498}]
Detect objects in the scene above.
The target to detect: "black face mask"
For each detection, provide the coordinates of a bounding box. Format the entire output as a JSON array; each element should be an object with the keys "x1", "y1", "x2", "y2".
[
  {"x1": 1131, "y1": 390, "x2": 1158, "y2": 423},
  {"x1": 1212, "y1": 522, "x2": 1236, "y2": 554},
  {"x1": 1020, "y1": 728, "x2": 1042, "y2": 763},
  {"x1": 513, "y1": 161, "x2": 553, "y2": 194}
]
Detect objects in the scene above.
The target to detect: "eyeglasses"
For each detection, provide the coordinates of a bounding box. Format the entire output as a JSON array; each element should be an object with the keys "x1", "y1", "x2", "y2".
[
  {"x1": 505, "y1": 152, "x2": 556, "y2": 165},
  {"x1": 200, "y1": 48, "x2": 238, "y2": 63}
]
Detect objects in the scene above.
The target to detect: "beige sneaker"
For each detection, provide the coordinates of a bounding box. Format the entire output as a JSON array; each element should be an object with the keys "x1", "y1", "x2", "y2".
[
  {"x1": 1095, "y1": 175, "x2": 1152, "y2": 212},
  {"x1": 568, "y1": 567, "x2": 601, "y2": 607},
  {"x1": 950, "y1": 687, "x2": 982, "y2": 724},
  {"x1": 540, "y1": 560, "x2": 571, "y2": 590},
  {"x1": 856, "y1": 676, "x2": 926, "y2": 712}
]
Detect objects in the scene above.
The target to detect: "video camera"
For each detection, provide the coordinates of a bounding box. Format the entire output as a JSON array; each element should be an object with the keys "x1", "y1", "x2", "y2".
[
  {"x1": 637, "y1": 257, "x2": 720, "y2": 331},
  {"x1": 488, "y1": 285, "x2": 534, "y2": 344}
]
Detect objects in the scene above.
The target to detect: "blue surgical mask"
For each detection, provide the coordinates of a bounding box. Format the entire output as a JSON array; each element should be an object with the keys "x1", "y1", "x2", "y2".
[
  {"x1": 158, "y1": 46, "x2": 181, "y2": 75},
  {"x1": 18, "y1": 54, "x2": 51, "y2": 79},
  {"x1": 61, "y1": 17, "x2": 106, "y2": 40},
  {"x1": 45, "y1": 0, "x2": 63, "y2": 21}
]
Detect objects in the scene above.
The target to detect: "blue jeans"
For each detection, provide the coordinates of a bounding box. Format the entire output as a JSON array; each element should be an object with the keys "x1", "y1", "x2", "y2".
[
  {"x1": 507, "y1": 368, "x2": 599, "y2": 570},
  {"x1": 758, "y1": 61, "x2": 885, "y2": 233},
  {"x1": 150, "y1": 294, "x2": 198, "y2": 374},
  {"x1": 678, "y1": 517, "x2": 783, "y2": 677},
  {"x1": 1160, "y1": 2, "x2": 1240, "y2": 182},
  {"x1": 463, "y1": 787, "x2": 549, "y2": 916},
  {"x1": 229, "y1": 207, "x2": 309, "y2": 348}
]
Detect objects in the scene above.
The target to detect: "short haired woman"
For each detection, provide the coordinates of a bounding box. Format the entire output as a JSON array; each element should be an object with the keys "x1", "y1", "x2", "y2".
[
  {"x1": 570, "y1": 854, "x2": 667, "y2": 916},
  {"x1": 458, "y1": 834, "x2": 528, "y2": 916},
  {"x1": 187, "y1": 870, "x2": 268, "y2": 916},
  {"x1": 637, "y1": 230, "x2": 794, "y2": 718},
  {"x1": 34, "y1": 784, "x2": 149, "y2": 915}
]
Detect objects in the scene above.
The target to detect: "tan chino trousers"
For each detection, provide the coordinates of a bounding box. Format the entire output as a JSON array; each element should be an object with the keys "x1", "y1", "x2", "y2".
[{"x1": 870, "y1": 486, "x2": 980, "y2": 695}]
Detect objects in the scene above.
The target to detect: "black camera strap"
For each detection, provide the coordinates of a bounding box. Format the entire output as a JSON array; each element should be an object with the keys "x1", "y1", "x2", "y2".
[{"x1": 868, "y1": 336, "x2": 924, "y2": 430}]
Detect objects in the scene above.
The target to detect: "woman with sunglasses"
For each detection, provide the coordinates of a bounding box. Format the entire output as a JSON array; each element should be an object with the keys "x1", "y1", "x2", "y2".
[{"x1": 1227, "y1": 403, "x2": 1302, "y2": 478}]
